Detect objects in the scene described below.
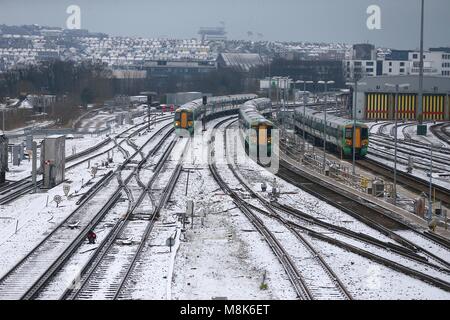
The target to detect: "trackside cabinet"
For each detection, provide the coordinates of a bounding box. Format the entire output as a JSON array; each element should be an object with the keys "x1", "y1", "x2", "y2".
[{"x1": 41, "y1": 135, "x2": 66, "y2": 188}]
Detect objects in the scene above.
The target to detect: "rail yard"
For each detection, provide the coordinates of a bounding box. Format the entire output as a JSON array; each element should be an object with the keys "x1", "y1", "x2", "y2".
[{"x1": 0, "y1": 93, "x2": 449, "y2": 301}]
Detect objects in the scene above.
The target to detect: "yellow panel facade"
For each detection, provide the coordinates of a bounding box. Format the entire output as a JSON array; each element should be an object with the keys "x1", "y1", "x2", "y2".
[{"x1": 422, "y1": 95, "x2": 444, "y2": 120}]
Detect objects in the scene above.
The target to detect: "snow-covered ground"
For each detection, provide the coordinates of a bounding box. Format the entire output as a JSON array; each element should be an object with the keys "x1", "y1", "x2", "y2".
[
  {"x1": 221, "y1": 121, "x2": 450, "y2": 299},
  {"x1": 1, "y1": 114, "x2": 449, "y2": 300},
  {"x1": 366, "y1": 120, "x2": 450, "y2": 191},
  {"x1": 0, "y1": 117, "x2": 172, "y2": 279},
  {"x1": 169, "y1": 118, "x2": 296, "y2": 300},
  {"x1": 367, "y1": 120, "x2": 450, "y2": 148}
]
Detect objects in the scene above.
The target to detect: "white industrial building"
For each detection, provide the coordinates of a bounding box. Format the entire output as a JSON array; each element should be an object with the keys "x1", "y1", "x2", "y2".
[{"x1": 344, "y1": 45, "x2": 450, "y2": 81}]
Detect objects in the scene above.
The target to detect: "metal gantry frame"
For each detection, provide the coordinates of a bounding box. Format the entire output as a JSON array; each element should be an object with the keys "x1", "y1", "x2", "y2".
[
  {"x1": 318, "y1": 80, "x2": 335, "y2": 171},
  {"x1": 346, "y1": 80, "x2": 367, "y2": 176},
  {"x1": 296, "y1": 80, "x2": 314, "y2": 152}
]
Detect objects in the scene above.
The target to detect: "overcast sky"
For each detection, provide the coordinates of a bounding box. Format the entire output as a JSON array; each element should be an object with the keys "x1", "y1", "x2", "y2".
[{"x1": 0, "y1": 0, "x2": 448, "y2": 49}]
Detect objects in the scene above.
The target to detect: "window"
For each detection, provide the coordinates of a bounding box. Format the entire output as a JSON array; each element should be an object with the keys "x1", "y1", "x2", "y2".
[
  {"x1": 345, "y1": 128, "x2": 352, "y2": 139},
  {"x1": 389, "y1": 68, "x2": 392, "y2": 73},
  {"x1": 413, "y1": 54, "x2": 418, "y2": 59},
  {"x1": 400, "y1": 62, "x2": 405, "y2": 66},
  {"x1": 361, "y1": 127, "x2": 369, "y2": 139},
  {"x1": 366, "y1": 68, "x2": 374, "y2": 72},
  {"x1": 366, "y1": 61, "x2": 374, "y2": 66},
  {"x1": 389, "y1": 62, "x2": 392, "y2": 66},
  {"x1": 400, "y1": 68, "x2": 405, "y2": 73}
]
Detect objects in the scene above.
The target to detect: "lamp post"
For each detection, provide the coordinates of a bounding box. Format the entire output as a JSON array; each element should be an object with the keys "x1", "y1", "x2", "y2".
[
  {"x1": 1, "y1": 107, "x2": 5, "y2": 133},
  {"x1": 417, "y1": 0, "x2": 425, "y2": 133},
  {"x1": 318, "y1": 80, "x2": 335, "y2": 171},
  {"x1": 346, "y1": 80, "x2": 367, "y2": 176},
  {"x1": 140, "y1": 91, "x2": 156, "y2": 131},
  {"x1": 385, "y1": 83, "x2": 410, "y2": 205},
  {"x1": 296, "y1": 80, "x2": 314, "y2": 152}
]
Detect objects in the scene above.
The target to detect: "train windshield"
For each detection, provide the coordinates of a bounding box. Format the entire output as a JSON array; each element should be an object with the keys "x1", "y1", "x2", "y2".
[
  {"x1": 174, "y1": 112, "x2": 181, "y2": 121},
  {"x1": 188, "y1": 112, "x2": 193, "y2": 121},
  {"x1": 258, "y1": 125, "x2": 272, "y2": 144},
  {"x1": 345, "y1": 127, "x2": 353, "y2": 139},
  {"x1": 361, "y1": 127, "x2": 369, "y2": 139}
]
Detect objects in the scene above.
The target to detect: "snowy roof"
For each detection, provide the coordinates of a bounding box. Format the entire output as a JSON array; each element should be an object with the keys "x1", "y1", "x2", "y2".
[
  {"x1": 240, "y1": 98, "x2": 274, "y2": 125},
  {"x1": 219, "y1": 53, "x2": 264, "y2": 71}
]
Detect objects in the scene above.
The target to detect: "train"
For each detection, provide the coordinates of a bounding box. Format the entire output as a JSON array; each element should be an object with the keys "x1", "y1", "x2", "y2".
[
  {"x1": 293, "y1": 106, "x2": 369, "y2": 158},
  {"x1": 174, "y1": 94, "x2": 258, "y2": 135},
  {"x1": 238, "y1": 98, "x2": 275, "y2": 161}
]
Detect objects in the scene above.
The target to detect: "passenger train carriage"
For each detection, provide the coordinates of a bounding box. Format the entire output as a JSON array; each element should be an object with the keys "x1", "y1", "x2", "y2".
[
  {"x1": 294, "y1": 106, "x2": 369, "y2": 158},
  {"x1": 174, "y1": 94, "x2": 257, "y2": 135},
  {"x1": 238, "y1": 98, "x2": 275, "y2": 162}
]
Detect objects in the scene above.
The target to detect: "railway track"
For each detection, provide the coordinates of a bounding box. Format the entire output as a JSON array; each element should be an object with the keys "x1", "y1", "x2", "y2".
[
  {"x1": 225, "y1": 122, "x2": 450, "y2": 292},
  {"x1": 278, "y1": 152, "x2": 450, "y2": 269},
  {"x1": 430, "y1": 123, "x2": 450, "y2": 145},
  {"x1": 0, "y1": 122, "x2": 175, "y2": 300},
  {"x1": 61, "y1": 134, "x2": 183, "y2": 300},
  {"x1": 368, "y1": 146, "x2": 449, "y2": 173},
  {"x1": 370, "y1": 120, "x2": 450, "y2": 153},
  {"x1": 0, "y1": 116, "x2": 173, "y2": 205},
  {"x1": 209, "y1": 118, "x2": 351, "y2": 300},
  {"x1": 370, "y1": 137, "x2": 450, "y2": 165},
  {"x1": 357, "y1": 158, "x2": 450, "y2": 206}
]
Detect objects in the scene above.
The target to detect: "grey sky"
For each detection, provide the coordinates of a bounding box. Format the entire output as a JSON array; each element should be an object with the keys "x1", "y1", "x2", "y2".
[{"x1": 0, "y1": 0, "x2": 448, "y2": 49}]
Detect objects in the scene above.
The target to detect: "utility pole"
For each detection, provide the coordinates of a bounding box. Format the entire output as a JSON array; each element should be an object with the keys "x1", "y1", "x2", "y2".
[
  {"x1": 352, "y1": 81, "x2": 357, "y2": 176},
  {"x1": 324, "y1": 91, "x2": 327, "y2": 171},
  {"x1": 394, "y1": 87, "x2": 399, "y2": 205},
  {"x1": 297, "y1": 80, "x2": 314, "y2": 152},
  {"x1": 417, "y1": 0, "x2": 426, "y2": 135},
  {"x1": 32, "y1": 141, "x2": 37, "y2": 193},
  {"x1": 386, "y1": 83, "x2": 409, "y2": 206},
  {"x1": 428, "y1": 146, "x2": 433, "y2": 221},
  {"x1": 141, "y1": 91, "x2": 156, "y2": 131},
  {"x1": 318, "y1": 80, "x2": 334, "y2": 171}
]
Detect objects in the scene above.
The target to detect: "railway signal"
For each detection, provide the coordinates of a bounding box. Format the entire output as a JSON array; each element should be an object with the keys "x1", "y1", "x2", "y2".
[
  {"x1": 63, "y1": 184, "x2": 71, "y2": 197},
  {"x1": 91, "y1": 166, "x2": 98, "y2": 178},
  {"x1": 54, "y1": 195, "x2": 62, "y2": 207},
  {"x1": 202, "y1": 96, "x2": 207, "y2": 131}
]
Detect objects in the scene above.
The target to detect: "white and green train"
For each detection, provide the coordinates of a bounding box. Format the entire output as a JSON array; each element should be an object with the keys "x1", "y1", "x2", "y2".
[
  {"x1": 294, "y1": 106, "x2": 369, "y2": 157},
  {"x1": 238, "y1": 98, "x2": 275, "y2": 161},
  {"x1": 174, "y1": 94, "x2": 257, "y2": 135}
]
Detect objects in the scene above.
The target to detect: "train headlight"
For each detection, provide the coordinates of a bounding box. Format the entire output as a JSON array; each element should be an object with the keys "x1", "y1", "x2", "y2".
[
  {"x1": 175, "y1": 121, "x2": 180, "y2": 127},
  {"x1": 188, "y1": 121, "x2": 193, "y2": 126},
  {"x1": 268, "y1": 137, "x2": 272, "y2": 144},
  {"x1": 346, "y1": 139, "x2": 352, "y2": 146}
]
